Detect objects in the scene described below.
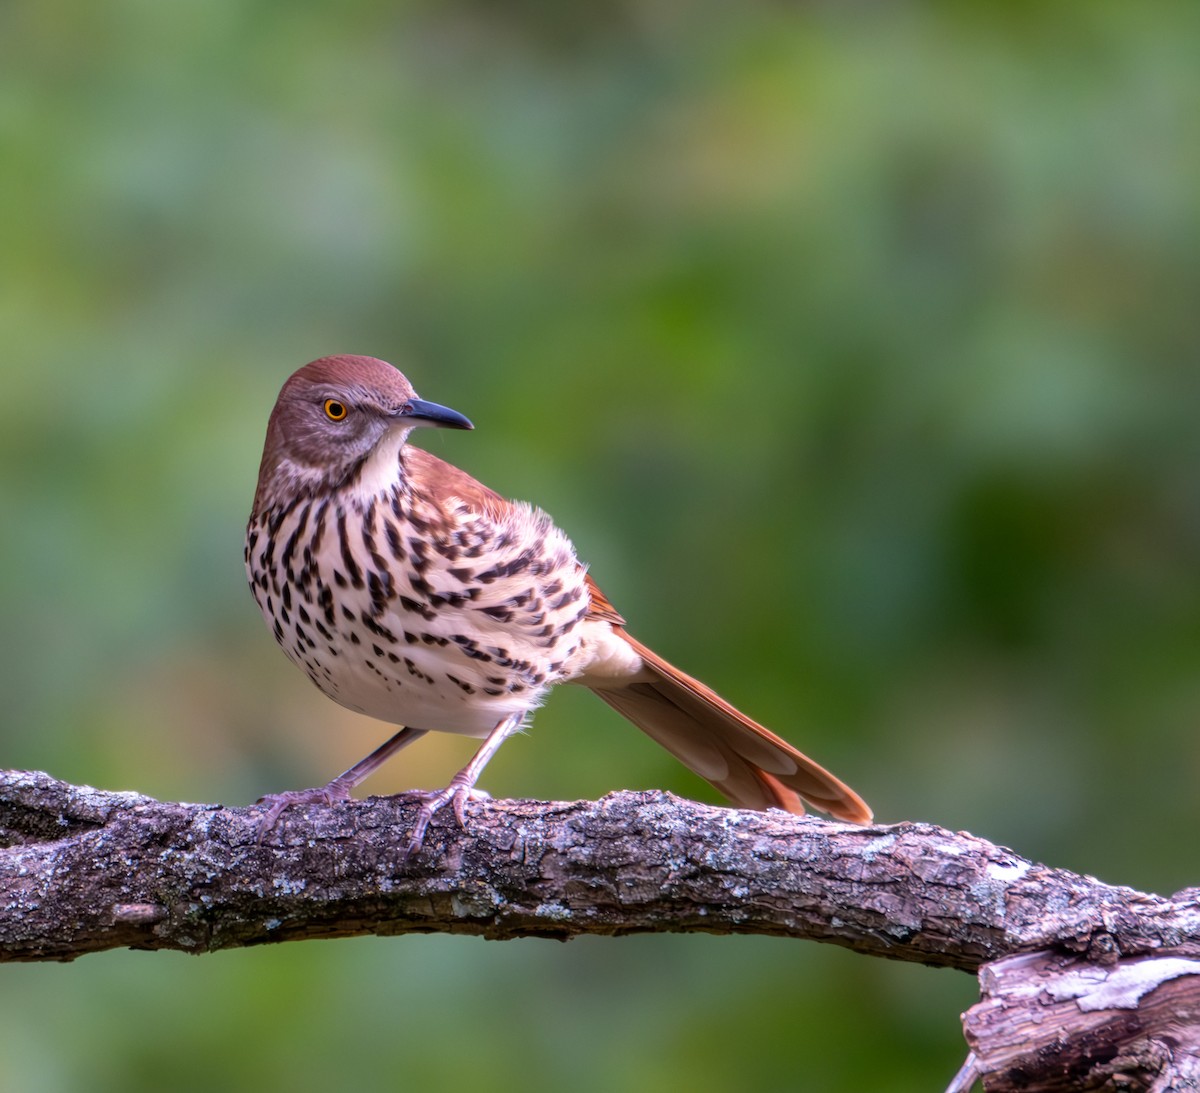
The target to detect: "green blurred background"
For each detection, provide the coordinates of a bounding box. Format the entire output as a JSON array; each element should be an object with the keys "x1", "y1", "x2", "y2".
[{"x1": 3, "y1": 1, "x2": 1199, "y2": 1089}]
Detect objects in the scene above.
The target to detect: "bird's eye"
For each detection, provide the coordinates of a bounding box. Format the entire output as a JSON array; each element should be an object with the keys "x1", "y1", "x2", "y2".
[{"x1": 324, "y1": 399, "x2": 348, "y2": 421}]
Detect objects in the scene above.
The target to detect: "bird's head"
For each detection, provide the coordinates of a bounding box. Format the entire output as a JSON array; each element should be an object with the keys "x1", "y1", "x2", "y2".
[{"x1": 252, "y1": 355, "x2": 473, "y2": 512}]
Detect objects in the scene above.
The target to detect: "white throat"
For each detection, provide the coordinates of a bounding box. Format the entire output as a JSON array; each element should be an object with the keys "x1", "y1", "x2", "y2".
[{"x1": 351, "y1": 425, "x2": 414, "y2": 500}]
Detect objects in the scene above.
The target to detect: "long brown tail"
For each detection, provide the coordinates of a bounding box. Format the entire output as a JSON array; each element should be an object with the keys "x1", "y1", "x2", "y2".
[{"x1": 589, "y1": 631, "x2": 872, "y2": 823}]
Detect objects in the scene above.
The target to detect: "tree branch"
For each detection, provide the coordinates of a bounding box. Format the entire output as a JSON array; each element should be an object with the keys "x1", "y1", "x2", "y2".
[
  {"x1": 5, "y1": 767, "x2": 1200, "y2": 1089},
  {"x1": 2, "y1": 767, "x2": 1195, "y2": 965}
]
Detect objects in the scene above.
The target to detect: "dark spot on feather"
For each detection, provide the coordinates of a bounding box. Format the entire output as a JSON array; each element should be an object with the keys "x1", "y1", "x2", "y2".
[
  {"x1": 551, "y1": 588, "x2": 582, "y2": 609},
  {"x1": 336, "y1": 510, "x2": 363, "y2": 589},
  {"x1": 360, "y1": 614, "x2": 398, "y2": 643},
  {"x1": 399, "y1": 595, "x2": 435, "y2": 621},
  {"x1": 385, "y1": 519, "x2": 406, "y2": 561}
]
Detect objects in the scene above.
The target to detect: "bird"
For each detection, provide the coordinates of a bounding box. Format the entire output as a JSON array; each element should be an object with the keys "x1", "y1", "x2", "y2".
[{"x1": 246, "y1": 355, "x2": 871, "y2": 857}]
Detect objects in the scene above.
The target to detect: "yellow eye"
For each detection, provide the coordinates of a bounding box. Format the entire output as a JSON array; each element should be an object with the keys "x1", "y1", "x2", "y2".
[{"x1": 324, "y1": 399, "x2": 348, "y2": 421}]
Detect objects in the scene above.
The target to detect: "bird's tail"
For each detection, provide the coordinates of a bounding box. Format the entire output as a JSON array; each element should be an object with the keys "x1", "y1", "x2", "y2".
[{"x1": 588, "y1": 631, "x2": 872, "y2": 823}]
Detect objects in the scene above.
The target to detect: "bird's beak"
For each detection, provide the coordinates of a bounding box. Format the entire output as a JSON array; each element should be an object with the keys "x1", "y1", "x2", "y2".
[{"x1": 399, "y1": 398, "x2": 474, "y2": 431}]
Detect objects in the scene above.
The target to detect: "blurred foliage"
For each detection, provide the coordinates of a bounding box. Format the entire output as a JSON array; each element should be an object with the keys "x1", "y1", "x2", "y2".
[{"x1": 2, "y1": 0, "x2": 1199, "y2": 1089}]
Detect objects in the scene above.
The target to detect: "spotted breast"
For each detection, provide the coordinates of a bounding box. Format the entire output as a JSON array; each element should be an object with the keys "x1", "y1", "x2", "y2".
[{"x1": 247, "y1": 447, "x2": 598, "y2": 737}]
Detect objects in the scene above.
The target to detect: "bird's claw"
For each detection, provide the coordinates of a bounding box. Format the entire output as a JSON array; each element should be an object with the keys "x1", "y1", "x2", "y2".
[
  {"x1": 254, "y1": 782, "x2": 354, "y2": 843},
  {"x1": 399, "y1": 781, "x2": 490, "y2": 863}
]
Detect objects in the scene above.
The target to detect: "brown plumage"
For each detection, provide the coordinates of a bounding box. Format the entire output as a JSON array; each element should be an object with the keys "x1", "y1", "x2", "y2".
[{"x1": 246, "y1": 355, "x2": 871, "y2": 854}]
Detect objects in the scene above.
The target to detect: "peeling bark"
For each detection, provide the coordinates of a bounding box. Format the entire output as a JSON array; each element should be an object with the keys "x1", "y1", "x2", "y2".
[{"x1": 961, "y1": 952, "x2": 1200, "y2": 1091}]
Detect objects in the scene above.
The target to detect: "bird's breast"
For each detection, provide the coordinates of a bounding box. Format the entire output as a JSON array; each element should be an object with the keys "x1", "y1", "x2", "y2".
[{"x1": 245, "y1": 485, "x2": 592, "y2": 736}]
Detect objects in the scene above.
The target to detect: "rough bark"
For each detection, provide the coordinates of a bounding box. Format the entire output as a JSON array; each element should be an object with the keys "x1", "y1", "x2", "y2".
[
  {"x1": 955, "y1": 951, "x2": 1200, "y2": 1092},
  {"x1": 3, "y1": 768, "x2": 1200, "y2": 1090}
]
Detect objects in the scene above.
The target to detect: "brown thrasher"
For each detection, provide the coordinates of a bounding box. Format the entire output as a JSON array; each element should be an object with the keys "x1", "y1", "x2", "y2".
[{"x1": 246, "y1": 355, "x2": 871, "y2": 856}]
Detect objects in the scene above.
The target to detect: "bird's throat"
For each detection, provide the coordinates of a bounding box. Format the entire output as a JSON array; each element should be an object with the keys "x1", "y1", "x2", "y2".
[{"x1": 349, "y1": 428, "x2": 413, "y2": 503}]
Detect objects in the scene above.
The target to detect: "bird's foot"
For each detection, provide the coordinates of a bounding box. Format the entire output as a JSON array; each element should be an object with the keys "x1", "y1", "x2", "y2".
[
  {"x1": 400, "y1": 778, "x2": 491, "y2": 863},
  {"x1": 255, "y1": 778, "x2": 356, "y2": 841}
]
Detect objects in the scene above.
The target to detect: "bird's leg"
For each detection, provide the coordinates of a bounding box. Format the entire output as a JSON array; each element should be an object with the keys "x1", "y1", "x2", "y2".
[
  {"x1": 401, "y1": 713, "x2": 524, "y2": 862},
  {"x1": 257, "y1": 726, "x2": 429, "y2": 836}
]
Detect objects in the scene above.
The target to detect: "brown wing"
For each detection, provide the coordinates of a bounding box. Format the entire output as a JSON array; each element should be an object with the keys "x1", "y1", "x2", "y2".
[
  {"x1": 583, "y1": 572, "x2": 625, "y2": 626},
  {"x1": 405, "y1": 447, "x2": 509, "y2": 515},
  {"x1": 583, "y1": 577, "x2": 872, "y2": 822}
]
